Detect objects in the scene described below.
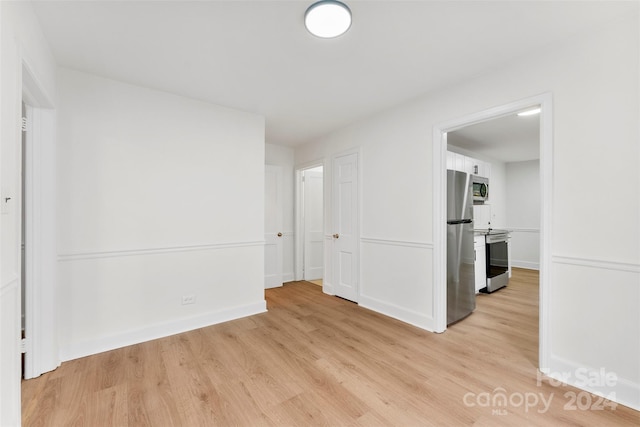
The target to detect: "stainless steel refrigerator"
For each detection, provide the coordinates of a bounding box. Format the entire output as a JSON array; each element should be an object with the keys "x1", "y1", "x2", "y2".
[{"x1": 446, "y1": 170, "x2": 476, "y2": 325}]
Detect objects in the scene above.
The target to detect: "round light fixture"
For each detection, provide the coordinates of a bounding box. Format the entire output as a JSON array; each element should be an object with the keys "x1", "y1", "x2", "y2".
[{"x1": 305, "y1": 1, "x2": 352, "y2": 38}]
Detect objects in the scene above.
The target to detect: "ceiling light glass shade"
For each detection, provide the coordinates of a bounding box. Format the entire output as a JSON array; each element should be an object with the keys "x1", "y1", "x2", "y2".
[{"x1": 305, "y1": 1, "x2": 352, "y2": 38}]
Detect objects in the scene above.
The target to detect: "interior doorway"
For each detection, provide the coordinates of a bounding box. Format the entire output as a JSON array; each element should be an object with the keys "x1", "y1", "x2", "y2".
[
  {"x1": 21, "y1": 102, "x2": 27, "y2": 378},
  {"x1": 21, "y1": 64, "x2": 59, "y2": 379},
  {"x1": 295, "y1": 164, "x2": 324, "y2": 285},
  {"x1": 447, "y1": 108, "x2": 542, "y2": 270},
  {"x1": 432, "y1": 93, "x2": 553, "y2": 372}
]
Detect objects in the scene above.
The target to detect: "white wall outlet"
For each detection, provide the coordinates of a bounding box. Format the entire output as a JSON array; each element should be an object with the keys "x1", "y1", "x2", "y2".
[{"x1": 181, "y1": 294, "x2": 196, "y2": 305}]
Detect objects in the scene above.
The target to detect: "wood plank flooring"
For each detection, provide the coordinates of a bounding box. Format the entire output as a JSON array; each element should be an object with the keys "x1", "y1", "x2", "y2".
[{"x1": 22, "y1": 268, "x2": 639, "y2": 426}]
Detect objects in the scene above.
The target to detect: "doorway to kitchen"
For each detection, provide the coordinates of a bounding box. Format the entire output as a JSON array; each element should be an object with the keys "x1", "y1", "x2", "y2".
[
  {"x1": 432, "y1": 93, "x2": 553, "y2": 372},
  {"x1": 295, "y1": 164, "x2": 324, "y2": 286}
]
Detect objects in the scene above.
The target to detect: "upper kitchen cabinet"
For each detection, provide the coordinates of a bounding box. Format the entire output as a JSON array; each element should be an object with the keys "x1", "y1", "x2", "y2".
[
  {"x1": 447, "y1": 151, "x2": 491, "y2": 179},
  {"x1": 474, "y1": 160, "x2": 491, "y2": 179}
]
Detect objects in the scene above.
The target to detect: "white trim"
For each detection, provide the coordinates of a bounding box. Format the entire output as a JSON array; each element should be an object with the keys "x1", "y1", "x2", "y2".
[
  {"x1": 511, "y1": 260, "x2": 540, "y2": 270},
  {"x1": 359, "y1": 295, "x2": 434, "y2": 331},
  {"x1": 60, "y1": 301, "x2": 267, "y2": 362},
  {"x1": 282, "y1": 231, "x2": 296, "y2": 283},
  {"x1": 432, "y1": 127, "x2": 447, "y2": 333},
  {"x1": 22, "y1": 89, "x2": 59, "y2": 379},
  {"x1": 58, "y1": 240, "x2": 265, "y2": 262},
  {"x1": 538, "y1": 94, "x2": 554, "y2": 372},
  {"x1": 545, "y1": 355, "x2": 640, "y2": 411},
  {"x1": 1, "y1": 275, "x2": 19, "y2": 291},
  {"x1": 360, "y1": 237, "x2": 433, "y2": 250},
  {"x1": 21, "y1": 62, "x2": 54, "y2": 109},
  {"x1": 432, "y1": 93, "x2": 554, "y2": 366},
  {"x1": 552, "y1": 255, "x2": 640, "y2": 273}
]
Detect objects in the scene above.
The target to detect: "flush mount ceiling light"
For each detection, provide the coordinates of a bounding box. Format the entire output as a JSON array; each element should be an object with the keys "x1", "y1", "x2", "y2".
[
  {"x1": 305, "y1": 1, "x2": 352, "y2": 38},
  {"x1": 517, "y1": 107, "x2": 541, "y2": 116}
]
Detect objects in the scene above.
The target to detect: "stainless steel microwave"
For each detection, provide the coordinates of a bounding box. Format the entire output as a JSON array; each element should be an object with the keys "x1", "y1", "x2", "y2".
[{"x1": 472, "y1": 175, "x2": 489, "y2": 203}]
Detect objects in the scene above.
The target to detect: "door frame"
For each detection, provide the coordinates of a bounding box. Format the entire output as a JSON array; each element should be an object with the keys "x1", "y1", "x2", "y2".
[
  {"x1": 432, "y1": 93, "x2": 553, "y2": 373},
  {"x1": 294, "y1": 160, "x2": 324, "y2": 281},
  {"x1": 22, "y1": 62, "x2": 59, "y2": 378}
]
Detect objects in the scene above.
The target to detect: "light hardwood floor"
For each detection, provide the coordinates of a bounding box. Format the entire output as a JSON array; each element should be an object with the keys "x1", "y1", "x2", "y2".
[{"x1": 22, "y1": 268, "x2": 639, "y2": 426}]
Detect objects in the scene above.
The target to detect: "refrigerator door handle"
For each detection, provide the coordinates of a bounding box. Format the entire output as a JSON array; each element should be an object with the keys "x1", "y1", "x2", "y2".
[{"x1": 447, "y1": 219, "x2": 473, "y2": 225}]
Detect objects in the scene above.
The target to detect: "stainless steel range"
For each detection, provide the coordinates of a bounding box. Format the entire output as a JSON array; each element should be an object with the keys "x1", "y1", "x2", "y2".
[{"x1": 484, "y1": 229, "x2": 509, "y2": 293}]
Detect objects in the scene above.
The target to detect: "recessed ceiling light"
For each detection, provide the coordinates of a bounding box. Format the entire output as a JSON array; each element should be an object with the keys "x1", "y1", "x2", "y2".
[
  {"x1": 305, "y1": 1, "x2": 352, "y2": 39},
  {"x1": 517, "y1": 108, "x2": 541, "y2": 116}
]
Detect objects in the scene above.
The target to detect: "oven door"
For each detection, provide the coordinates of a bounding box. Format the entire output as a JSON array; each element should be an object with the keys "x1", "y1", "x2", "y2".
[{"x1": 485, "y1": 234, "x2": 509, "y2": 292}]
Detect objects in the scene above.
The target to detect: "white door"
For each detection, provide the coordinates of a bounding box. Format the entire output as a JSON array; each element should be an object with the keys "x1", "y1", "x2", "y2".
[
  {"x1": 303, "y1": 169, "x2": 323, "y2": 280},
  {"x1": 332, "y1": 152, "x2": 359, "y2": 302},
  {"x1": 264, "y1": 165, "x2": 283, "y2": 289}
]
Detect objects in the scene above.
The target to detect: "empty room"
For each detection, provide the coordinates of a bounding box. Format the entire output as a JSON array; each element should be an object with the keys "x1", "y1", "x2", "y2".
[{"x1": 1, "y1": 1, "x2": 639, "y2": 426}]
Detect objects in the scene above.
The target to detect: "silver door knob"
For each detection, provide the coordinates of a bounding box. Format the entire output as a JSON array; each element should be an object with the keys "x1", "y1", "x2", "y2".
[
  {"x1": 277, "y1": 232, "x2": 283, "y2": 237},
  {"x1": 333, "y1": 234, "x2": 339, "y2": 239}
]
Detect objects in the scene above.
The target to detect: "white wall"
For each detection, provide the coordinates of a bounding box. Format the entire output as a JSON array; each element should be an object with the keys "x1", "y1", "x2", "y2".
[
  {"x1": 295, "y1": 14, "x2": 639, "y2": 409},
  {"x1": 265, "y1": 144, "x2": 295, "y2": 282},
  {"x1": 56, "y1": 69, "x2": 266, "y2": 361},
  {"x1": 0, "y1": 1, "x2": 58, "y2": 425},
  {"x1": 506, "y1": 160, "x2": 540, "y2": 269}
]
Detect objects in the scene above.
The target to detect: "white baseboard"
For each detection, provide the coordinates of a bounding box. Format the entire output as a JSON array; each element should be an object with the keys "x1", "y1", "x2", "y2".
[
  {"x1": 546, "y1": 355, "x2": 640, "y2": 411},
  {"x1": 511, "y1": 260, "x2": 540, "y2": 270},
  {"x1": 359, "y1": 294, "x2": 434, "y2": 332},
  {"x1": 61, "y1": 300, "x2": 267, "y2": 362},
  {"x1": 322, "y1": 281, "x2": 335, "y2": 295},
  {"x1": 282, "y1": 271, "x2": 295, "y2": 283}
]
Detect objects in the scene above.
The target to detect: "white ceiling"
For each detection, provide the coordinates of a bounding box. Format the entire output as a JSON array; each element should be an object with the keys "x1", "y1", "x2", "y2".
[
  {"x1": 447, "y1": 111, "x2": 540, "y2": 163},
  {"x1": 31, "y1": 0, "x2": 634, "y2": 146}
]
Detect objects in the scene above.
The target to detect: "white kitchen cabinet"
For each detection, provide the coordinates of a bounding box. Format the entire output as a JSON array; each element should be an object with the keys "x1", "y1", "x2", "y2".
[
  {"x1": 464, "y1": 157, "x2": 475, "y2": 175},
  {"x1": 474, "y1": 235, "x2": 486, "y2": 293},
  {"x1": 454, "y1": 153, "x2": 466, "y2": 172},
  {"x1": 479, "y1": 161, "x2": 491, "y2": 179},
  {"x1": 446, "y1": 151, "x2": 491, "y2": 179},
  {"x1": 447, "y1": 151, "x2": 468, "y2": 173},
  {"x1": 446, "y1": 151, "x2": 455, "y2": 170}
]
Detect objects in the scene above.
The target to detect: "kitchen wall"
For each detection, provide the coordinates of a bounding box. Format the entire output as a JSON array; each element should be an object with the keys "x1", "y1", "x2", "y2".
[
  {"x1": 506, "y1": 160, "x2": 540, "y2": 269},
  {"x1": 265, "y1": 143, "x2": 295, "y2": 282},
  {"x1": 56, "y1": 68, "x2": 266, "y2": 361},
  {"x1": 447, "y1": 146, "x2": 541, "y2": 270},
  {"x1": 295, "y1": 14, "x2": 639, "y2": 409}
]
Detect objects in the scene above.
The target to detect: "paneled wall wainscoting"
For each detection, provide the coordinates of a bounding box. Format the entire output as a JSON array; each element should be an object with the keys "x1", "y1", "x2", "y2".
[
  {"x1": 508, "y1": 227, "x2": 540, "y2": 270},
  {"x1": 360, "y1": 237, "x2": 435, "y2": 331},
  {"x1": 281, "y1": 231, "x2": 295, "y2": 282},
  {"x1": 549, "y1": 255, "x2": 640, "y2": 410},
  {"x1": 0, "y1": 278, "x2": 21, "y2": 427},
  {"x1": 58, "y1": 243, "x2": 266, "y2": 362},
  {"x1": 322, "y1": 235, "x2": 335, "y2": 295},
  {"x1": 61, "y1": 300, "x2": 267, "y2": 363}
]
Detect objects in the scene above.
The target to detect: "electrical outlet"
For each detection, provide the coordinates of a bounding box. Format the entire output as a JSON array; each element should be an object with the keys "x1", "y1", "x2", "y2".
[{"x1": 181, "y1": 294, "x2": 196, "y2": 305}]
